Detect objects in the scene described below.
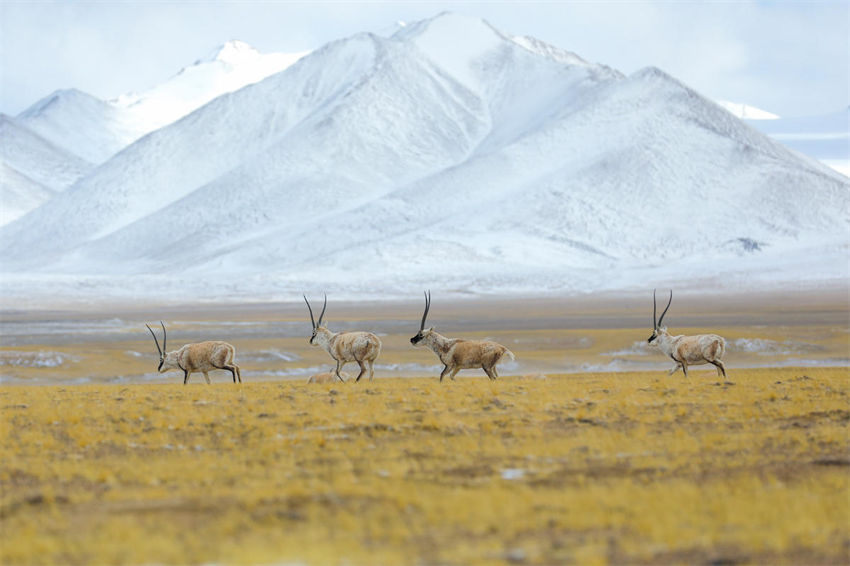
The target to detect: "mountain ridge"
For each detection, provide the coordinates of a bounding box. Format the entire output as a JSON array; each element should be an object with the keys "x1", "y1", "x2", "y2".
[{"x1": 1, "y1": 13, "x2": 847, "y2": 303}]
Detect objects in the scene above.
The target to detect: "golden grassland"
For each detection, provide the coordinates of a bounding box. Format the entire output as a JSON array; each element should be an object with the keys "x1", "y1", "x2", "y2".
[{"x1": 2, "y1": 368, "x2": 849, "y2": 565}]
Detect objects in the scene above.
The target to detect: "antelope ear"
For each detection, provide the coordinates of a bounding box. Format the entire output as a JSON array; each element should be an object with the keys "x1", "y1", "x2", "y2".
[{"x1": 427, "y1": 327, "x2": 434, "y2": 332}]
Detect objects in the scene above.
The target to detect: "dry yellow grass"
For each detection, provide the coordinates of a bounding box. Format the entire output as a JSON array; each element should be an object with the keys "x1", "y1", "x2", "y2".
[{"x1": 2, "y1": 367, "x2": 848, "y2": 565}]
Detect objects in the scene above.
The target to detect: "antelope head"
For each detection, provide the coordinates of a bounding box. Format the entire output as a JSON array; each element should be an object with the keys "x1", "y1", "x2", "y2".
[
  {"x1": 146, "y1": 321, "x2": 179, "y2": 373},
  {"x1": 304, "y1": 294, "x2": 328, "y2": 346},
  {"x1": 648, "y1": 289, "x2": 673, "y2": 344},
  {"x1": 410, "y1": 290, "x2": 434, "y2": 346}
]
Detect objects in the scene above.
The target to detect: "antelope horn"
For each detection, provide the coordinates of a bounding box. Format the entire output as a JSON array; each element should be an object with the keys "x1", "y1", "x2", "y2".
[
  {"x1": 317, "y1": 294, "x2": 327, "y2": 327},
  {"x1": 146, "y1": 323, "x2": 163, "y2": 357},
  {"x1": 160, "y1": 321, "x2": 167, "y2": 353},
  {"x1": 652, "y1": 289, "x2": 657, "y2": 329},
  {"x1": 419, "y1": 290, "x2": 431, "y2": 331},
  {"x1": 657, "y1": 290, "x2": 673, "y2": 328},
  {"x1": 304, "y1": 295, "x2": 316, "y2": 329}
]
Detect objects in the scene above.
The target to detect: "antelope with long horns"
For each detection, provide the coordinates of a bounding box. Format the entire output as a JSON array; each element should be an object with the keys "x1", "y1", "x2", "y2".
[
  {"x1": 304, "y1": 294, "x2": 382, "y2": 382},
  {"x1": 410, "y1": 291, "x2": 515, "y2": 382},
  {"x1": 647, "y1": 290, "x2": 728, "y2": 379},
  {"x1": 146, "y1": 321, "x2": 242, "y2": 384}
]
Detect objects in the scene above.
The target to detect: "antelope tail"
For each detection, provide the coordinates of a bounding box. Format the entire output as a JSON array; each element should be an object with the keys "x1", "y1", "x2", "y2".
[{"x1": 501, "y1": 349, "x2": 516, "y2": 363}]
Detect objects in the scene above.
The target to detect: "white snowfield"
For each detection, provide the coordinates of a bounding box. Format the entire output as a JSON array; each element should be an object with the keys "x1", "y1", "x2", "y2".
[{"x1": 0, "y1": 13, "x2": 848, "y2": 305}]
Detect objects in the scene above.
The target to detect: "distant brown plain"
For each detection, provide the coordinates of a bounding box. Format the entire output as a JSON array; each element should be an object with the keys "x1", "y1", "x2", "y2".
[
  {"x1": 1, "y1": 289, "x2": 848, "y2": 565},
  {"x1": 1, "y1": 287, "x2": 848, "y2": 384}
]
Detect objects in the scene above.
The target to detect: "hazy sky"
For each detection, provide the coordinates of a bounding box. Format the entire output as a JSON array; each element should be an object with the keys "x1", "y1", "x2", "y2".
[{"x1": 1, "y1": 1, "x2": 847, "y2": 118}]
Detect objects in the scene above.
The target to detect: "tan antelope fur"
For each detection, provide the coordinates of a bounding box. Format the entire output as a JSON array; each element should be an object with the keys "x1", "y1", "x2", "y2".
[
  {"x1": 146, "y1": 322, "x2": 241, "y2": 385},
  {"x1": 308, "y1": 370, "x2": 352, "y2": 384},
  {"x1": 410, "y1": 291, "x2": 515, "y2": 382},
  {"x1": 304, "y1": 295, "x2": 382, "y2": 382},
  {"x1": 647, "y1": 290, "x2": 727, "y2": 379}
]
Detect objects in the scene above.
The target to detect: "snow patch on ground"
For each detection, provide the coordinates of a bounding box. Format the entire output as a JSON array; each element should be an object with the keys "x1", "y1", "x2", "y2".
[
  {"x1": 729, "y1": 338, "x2": 821, "y2": 355},
  {"x1": 0, "y1": 351, "x2": 79, "y2": 368}
]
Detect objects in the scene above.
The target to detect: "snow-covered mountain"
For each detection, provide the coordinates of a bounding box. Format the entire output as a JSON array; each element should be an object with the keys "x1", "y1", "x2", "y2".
[
  {"x1": 2, "y1": 41, "x2": 308, "y2": 227},
  {"x1": 0, "y1": 115, "x2": 93, "y2": 224},
  {"x1": 111, "y1": 40, "x2": 309, "y2": 136},
  {"x1": 1, "y1": 13, "x2": 848, "y2": 304},
  {"x1": 16, "y1": 88, "x2": 140, "y2": 164},
  {"x1": 16, "y1": 41, "x2": 309, "y2": 165}
]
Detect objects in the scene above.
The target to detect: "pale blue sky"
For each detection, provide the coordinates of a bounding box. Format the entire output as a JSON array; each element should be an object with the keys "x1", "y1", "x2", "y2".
[{"x1": 1, "y1": 1, "x2": 847, "y2": 118}]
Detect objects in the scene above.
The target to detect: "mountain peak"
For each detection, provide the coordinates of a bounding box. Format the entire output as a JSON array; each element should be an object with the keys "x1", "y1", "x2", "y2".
[
  {"x1": 391, "y1": 13, "x2": 607, "y2": 87},
  {"x1": 17, "y1": 88, "x2": 100, "y2": 119},
  {"x1": 198, "y1": 40, "x2": 260, "y2": 66},
  {"x1": 374, "y1": 20, "x2": 409, "y2": 38},
  {"x1": 391, "y1": 12, "x2": 510, "y2": 92},
  {"x1": 510, "y1": 35, "x2": 590, "y2": 67},
  {"x1": 393, "y1": 11, "x2": 501, "y2": 42}
]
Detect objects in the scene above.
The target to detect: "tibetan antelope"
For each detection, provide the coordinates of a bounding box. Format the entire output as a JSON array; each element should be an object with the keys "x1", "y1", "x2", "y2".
[
  {"x1": 410, "y1": 291, "x2": 515, "y2": 382},
  {"x1": 647, "y1": 290, "x2": 727, "y2": 379},
  {"x1": 304, "y1": 294, "x2": 382, "y2": 382},
  {"x1": 146, "y1": 321, "x2": 241, "y2": 384}
]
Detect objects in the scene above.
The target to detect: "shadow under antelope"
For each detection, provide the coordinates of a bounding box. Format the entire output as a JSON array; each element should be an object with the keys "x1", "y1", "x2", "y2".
[
  {"x1": 146, "y1": 321, "x2": 241, "y2": 384},
  {"x1": 307, "y1": 370, "x2": 352, "y2": 384}
]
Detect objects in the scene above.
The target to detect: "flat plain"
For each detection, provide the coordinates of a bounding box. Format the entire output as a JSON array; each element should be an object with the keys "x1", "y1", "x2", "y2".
[
  {"x1": 1, "y1": 290, "x2": 848, "y2": 565},
  {"x1": 1, "y1": 289, "x2": 848, "y2": 384}
]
